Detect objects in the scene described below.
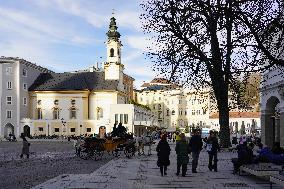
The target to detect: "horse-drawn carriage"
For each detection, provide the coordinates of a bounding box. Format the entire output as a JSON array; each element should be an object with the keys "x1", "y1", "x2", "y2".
[{"x1": 77, "y1": 134, "x2": 136, "y2": 160}]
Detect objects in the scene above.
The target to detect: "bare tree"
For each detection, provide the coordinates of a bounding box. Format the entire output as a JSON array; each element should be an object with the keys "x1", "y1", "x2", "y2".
[{"x1": 141, "y1": 0, "x2": 284, "y2": 147}]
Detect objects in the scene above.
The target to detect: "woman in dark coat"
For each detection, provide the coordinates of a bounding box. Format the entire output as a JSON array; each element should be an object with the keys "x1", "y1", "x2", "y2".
[
  {"x1": 156, "y1": 134, "x2": 171, "y2": 176},
  {"x1": 20, "y1": 133, "x2": 30, "y2": 159}
]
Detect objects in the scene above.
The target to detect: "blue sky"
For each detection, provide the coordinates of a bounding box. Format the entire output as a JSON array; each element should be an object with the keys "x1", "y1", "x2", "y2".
[{"x1": 0, "y1": 0, "x2": 157, "y2": 88}]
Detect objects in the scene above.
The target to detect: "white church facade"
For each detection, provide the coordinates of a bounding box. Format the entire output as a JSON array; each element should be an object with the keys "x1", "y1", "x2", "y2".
[{"x1": 0, "y1": 16, "x2": 157, "y2": 139}]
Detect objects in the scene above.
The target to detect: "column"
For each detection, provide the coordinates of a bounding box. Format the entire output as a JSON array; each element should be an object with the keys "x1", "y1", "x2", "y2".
[
  {"x1": 46, "y1": 121, "x2": 49, "y2": 136},
  {"x1": 261, "y1": 110, "x2": 274, "y2": 148},
  {"x1": 31, "y1": 122, "x2": 35, "y2": 136},
  {"x1": 275, "y1": 117, "x2": 280, "y2": 143},
  {"x1": 280, "y1": 111, "x2": 284, "y2": 148}
]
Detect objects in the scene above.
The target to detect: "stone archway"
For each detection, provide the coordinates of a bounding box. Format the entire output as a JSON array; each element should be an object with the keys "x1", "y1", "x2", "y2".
[
  {"x1": 4, "y1": 123, "x2": 14, "y2": 138},
  {"x1": 262, "y1": 96, "x2": 280, "y2": 148},
  {"x1": 23, "y1": 125, "x2": 30, "y2": 137}
]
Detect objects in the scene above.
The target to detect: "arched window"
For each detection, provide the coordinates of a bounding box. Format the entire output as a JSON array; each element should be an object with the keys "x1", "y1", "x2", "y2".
[
  {"x1": 110, "y1": 48, "x2": 114, "y2": 57},
  {"x1": 97, "y1": 107, "x2": 103, "y2": 119},
  {"x1": 70, "y1": 107, "x2": 76, "y2": 119},
  {"x1": 117, "y1": 49, "x2": 120, "y2": 56},
  {"x1": 71, "y1": 99, "x2": 76, "y2": 105},
  {"x1": 172, "y1": 110, "x2": 175, "y2": 115},
  {"x1": 53, "y1": 108, "x2": 60, "y2": 120},
  {"x1": 54, "y1": 100, "x2": 59, "y2": 105},
  {"x1": 37, "y1": 108, "x2": 42, "y2": 119}
]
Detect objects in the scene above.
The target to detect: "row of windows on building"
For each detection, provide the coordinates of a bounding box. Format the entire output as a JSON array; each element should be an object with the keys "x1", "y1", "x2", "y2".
[
  {"x1": 114, "y1": 114, "x2": 129, "y2": 124},
  {"x1": 140, "y1": 97, "x2": 208, "y2": 105},
  {"x1": 6, "y1": 67, "x2": 28, "y2": 76},
  {"x1": 37, "y1": 127, "x2": 92, "y2": 133},
  {"x1": 37, "y1": 99, "x2": 76, "y2": 106},
  {"x1": 36, "y1": 107, "x2": 78, "y2": 120},
  {"x1": 36, "y1": 107, "x2": 104, "y2": 120},
  {"x1": 6, "y1": 81, "x2": 28, "y2": 90},
  {"x1": 166, "y1": 109, "x2": 207, "y2": 116},
  {"x1": 6, "y1": 96, "x2": 27, "y2": 106}
]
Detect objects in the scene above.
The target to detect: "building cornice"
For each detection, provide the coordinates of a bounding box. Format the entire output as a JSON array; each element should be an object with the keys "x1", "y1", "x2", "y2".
[{"x1": 30, "y1": 90, "x2": 90, "y2": 94}]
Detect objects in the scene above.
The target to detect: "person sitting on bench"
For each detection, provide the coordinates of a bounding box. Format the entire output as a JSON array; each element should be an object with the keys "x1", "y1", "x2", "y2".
[{"x1": 232, "y1": 142, "x2": 255, "y2": 174}]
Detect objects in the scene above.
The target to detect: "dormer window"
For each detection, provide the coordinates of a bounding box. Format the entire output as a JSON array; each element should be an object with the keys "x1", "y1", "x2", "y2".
[{"x1": 110, "y1": 48, "x2": 114, "y2": 57}]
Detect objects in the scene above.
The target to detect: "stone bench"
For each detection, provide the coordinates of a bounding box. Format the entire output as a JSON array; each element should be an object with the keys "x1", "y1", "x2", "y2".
[
  {"x1": 270, "y1": 174, "x2": 284, "y2": 189},
  {"x1": 239, "y1": 163, "x2": 282, "y2": 177}
]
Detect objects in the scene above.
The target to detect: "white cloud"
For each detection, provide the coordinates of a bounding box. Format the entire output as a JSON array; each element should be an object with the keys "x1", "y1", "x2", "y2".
[
  {"x1": 0, "y1": 6, "x2": 101, "y2": 46},
  {"x1": 126, "y1": 36, "x2": 152, "y2": 51},
  {"x1": 116, "y1": 11, "x2": 142, "y2": 30}
]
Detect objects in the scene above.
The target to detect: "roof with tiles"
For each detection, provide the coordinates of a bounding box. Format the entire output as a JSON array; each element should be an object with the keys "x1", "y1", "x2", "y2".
[
  {"x1": 29, "y1": 72, "x2": 119, "y2": 91},
  {"x1": 150, "y1": 78, "x2": 171, "y2": 84},
  {"x1": 0, "y1": 57, "x2": 54, "y2": 73},
  {"x1": 209, "y1": 112, "x2": 260, "y2": 119},
  {"x1": 141, "y1": 84, "x2": 179, "y2": 91}
]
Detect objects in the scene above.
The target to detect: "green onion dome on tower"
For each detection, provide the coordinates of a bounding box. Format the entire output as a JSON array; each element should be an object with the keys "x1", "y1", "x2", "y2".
[{"x1": 106, "y1": 17, "x2": 121, "y2": 41}]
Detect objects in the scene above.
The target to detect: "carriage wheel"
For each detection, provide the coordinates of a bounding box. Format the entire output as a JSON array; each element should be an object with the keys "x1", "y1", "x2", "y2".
[
  {"x1": 124, "y1": 146, "x2": 135, "y2": 158},
  {"x1": 79, "y1": 149, "x2": 91, "y2": 160},
  {"x1": 112, "y1": 149, "x2": 119, "y2": 157},
  {"x1": 93, "y1": 149, "x2": 104, "y2": 161}
]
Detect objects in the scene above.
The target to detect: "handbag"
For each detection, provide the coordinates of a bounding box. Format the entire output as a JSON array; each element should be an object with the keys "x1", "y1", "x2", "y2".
[{"x1": 206, "y1": 143, "x2": 212, "y2": 152}]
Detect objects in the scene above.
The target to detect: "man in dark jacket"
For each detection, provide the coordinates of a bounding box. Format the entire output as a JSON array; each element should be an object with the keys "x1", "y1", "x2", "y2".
[
  {"x1": 189, "y1": 129, "x2": 203, "y2": 173},
  {"x1": 207, "y1": 130, "x2": 220, "y2": 172},
  {"x1": 175, "y1": 133, "x2": 189, "y2": 177}
]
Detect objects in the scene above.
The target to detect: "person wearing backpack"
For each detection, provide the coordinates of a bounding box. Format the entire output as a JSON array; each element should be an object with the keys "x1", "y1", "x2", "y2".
[{"x1": 206, "y1": 130, "x2": 220, "y2": 172}]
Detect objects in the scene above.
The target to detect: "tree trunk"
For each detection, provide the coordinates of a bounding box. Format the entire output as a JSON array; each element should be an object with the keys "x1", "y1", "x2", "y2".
[
  {"x1": 212, "y1": 81, "x2": 231, "y2": 148},
  {"x1": 218, "y1": 99, "x2": 231, "y2": 148}
]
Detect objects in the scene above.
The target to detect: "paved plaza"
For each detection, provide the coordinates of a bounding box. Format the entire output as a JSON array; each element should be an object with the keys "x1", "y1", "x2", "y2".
[
  {"x1": 0, "y1": 141, "x2": 112, "y2": 189},
  {"x1": 32, "y1": 142, "x2": 284, "y2": 189}
]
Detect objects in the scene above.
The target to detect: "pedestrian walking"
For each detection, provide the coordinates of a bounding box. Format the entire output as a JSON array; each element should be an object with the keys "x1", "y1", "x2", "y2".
[
  {"x1": 20, "y1": 133, "x2": 30, "y2": 159},
  {"x1": 206, "y1": 130, "x2": 220, "y2": 172},
  {"x1": 189, "y1": 129, "x2": 203, "y2": 173},
  {"x1": 175, "y1": 133, "x2": 190, "y2": 177},
  {"x1": 172, "y1": 132, "x2": 176, "y2": 143},
  {"x1": 156, "y1": 134, "x2": 171, "y2": 176}
]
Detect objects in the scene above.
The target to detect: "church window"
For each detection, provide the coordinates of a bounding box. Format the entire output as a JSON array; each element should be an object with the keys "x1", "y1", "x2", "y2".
[
  {"x1": 37, "y1": 108, "x2": 42, "y2": 119},
  {"x1": 53, "y1": 108, "x2": 60, "y2": 119},
  {"x1": 124, "y1": 114, "x2": 128, "y2": 124},
  {"x1": 172, "y1": 110, "x2": 175, "y2": 115},
  {"x1": 71, "y1": 99, "x2": 76, "y2": 105},
  {"x1": 120, "y1": 114, "x2": 123, "y2": 123},
  {"x1": 110, "y1": 48, "x2": 114, "y2": 57},
  {"x1": 70, "y1": 107, "x2": 76, "y2": 119},
  {"x1": 97, "y1": 107, "x2": 103, "y2": 119},
  {"x1": 115, "y1": 114, "x2": 119, "y2": 123},
  {"x1": 54, "y1": 100, "x2": 59, "y2": 105}
]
